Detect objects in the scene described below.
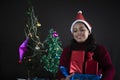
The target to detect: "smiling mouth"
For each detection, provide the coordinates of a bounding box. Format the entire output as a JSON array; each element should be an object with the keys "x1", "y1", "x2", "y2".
[{"x1": 77, "y1": 36, "x2": 82, "y2": 39}]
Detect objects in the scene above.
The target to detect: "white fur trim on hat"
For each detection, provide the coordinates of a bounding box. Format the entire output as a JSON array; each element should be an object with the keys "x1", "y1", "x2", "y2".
[
  {"x1": 78, "y1": 10, "x2": 82, "y2": 14},
  {"x1": 70, "y1": 20, "x2": 92, "y2": 33}
]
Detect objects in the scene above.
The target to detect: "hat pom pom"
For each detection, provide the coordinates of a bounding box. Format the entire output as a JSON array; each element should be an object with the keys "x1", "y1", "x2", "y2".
[{"x1": 78, "y1": 10, "x2": 82, "y2": 14}]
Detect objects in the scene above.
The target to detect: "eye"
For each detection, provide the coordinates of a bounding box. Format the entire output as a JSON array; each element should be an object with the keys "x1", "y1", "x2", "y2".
[
  {"x1": 73, "y1": 29, "x2": 77, "y2": 32},
  {"x1": 79, "y1": 29, "x2": 85, "y2": 32}
]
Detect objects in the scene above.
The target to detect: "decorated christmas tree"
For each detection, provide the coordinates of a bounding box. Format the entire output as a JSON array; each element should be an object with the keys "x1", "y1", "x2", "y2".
[
  {"x1": 18, "y1": 4, "x2": 63, "y2": 79},
  {"x1": 41, "y1": 28, "x2": 63, "y2": 73}
]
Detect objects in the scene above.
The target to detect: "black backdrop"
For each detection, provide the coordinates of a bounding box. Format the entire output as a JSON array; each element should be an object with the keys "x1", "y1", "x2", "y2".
[{"x1": 0, "y1": 0, "x2": 120, "y2": 80}]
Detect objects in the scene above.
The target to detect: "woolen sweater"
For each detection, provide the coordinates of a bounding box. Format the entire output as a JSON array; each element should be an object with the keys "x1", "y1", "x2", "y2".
[{"x1": 57, "y1": 39, "x2": 115, "y2": 80}]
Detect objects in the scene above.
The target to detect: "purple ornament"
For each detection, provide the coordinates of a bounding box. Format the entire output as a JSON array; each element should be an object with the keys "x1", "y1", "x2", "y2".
[
  {"x1": 19, "y1": 38, "x2": 29, "y2": 62},
  {"x1": 52, "y1": 31, "x2": 58, "y2": 37}
]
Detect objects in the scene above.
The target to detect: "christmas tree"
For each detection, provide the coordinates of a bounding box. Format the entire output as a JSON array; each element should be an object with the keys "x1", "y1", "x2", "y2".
[
  {"x1": 19, "y1": 5, "x2": 44, "y2": 64},
  {"x1": 18, "y1": 4, "x2": 63, "y2": 79},
  {"x1": 41, "y1": 28, "x2": 63, "y2": 73}
]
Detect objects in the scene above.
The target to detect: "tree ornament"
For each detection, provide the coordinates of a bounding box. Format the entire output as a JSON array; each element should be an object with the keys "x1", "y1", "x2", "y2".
[
  {"x1": 36, "y1": 21, "x2": 41, "y2": 27},
  {"x1": 35, "y1": 45, "x2": 40, "y2": 50},
  {"x1": 52, "y1": 31, "x2": 58, "y2": 37}
]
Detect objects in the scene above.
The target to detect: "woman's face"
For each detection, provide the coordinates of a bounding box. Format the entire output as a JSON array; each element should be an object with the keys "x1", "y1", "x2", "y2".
[{"x1": 72, "y1": 22, "x2": 90, "y2": 43}]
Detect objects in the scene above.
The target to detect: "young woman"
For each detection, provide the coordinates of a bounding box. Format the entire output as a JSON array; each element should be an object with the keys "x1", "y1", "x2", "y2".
[{"x1": 57, "y1": 11, "x2": 115, "y2": 80}]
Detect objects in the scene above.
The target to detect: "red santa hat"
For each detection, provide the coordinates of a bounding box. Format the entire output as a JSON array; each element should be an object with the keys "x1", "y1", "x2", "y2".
[{"x1": 70, "y1": 10, "x2": 92, "y2": 33}]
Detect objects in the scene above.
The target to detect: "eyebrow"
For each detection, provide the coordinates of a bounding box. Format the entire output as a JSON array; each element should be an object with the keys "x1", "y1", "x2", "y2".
[{"x1": 73, "y1": 26, "x2": 85, "y2": 29}]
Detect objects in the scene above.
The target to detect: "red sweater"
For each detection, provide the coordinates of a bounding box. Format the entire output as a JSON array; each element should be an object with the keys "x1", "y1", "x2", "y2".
[{"x1": 57, "y1": 44, "x2": 115, "y2": 80}]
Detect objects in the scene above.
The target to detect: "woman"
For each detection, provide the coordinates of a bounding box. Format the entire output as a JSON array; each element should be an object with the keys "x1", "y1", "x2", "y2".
[{"x1": 57, "y1": 11, "x2": 115, "y2": 80}]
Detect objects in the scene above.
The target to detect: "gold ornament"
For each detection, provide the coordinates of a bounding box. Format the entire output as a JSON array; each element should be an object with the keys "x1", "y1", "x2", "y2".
[
  {"x1": 28, "y1": 58, "x2": 31, "y2": 61},
  {"x1": 36, "y1": 22, "x2": 41, "y2": 27},
  {"x1": 35, "y1": 45, "x2": 40, "y2": 50}
]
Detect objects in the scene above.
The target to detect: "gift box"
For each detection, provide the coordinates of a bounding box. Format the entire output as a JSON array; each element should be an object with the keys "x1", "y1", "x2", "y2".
[
  {"x1": 85, "y1": 52, "x2": 98, "y2": 75},
  {"x1": 60, "y1": 66, "x2": 102, "y2": 80},
  {"x1": 85, "y1": 60, "x2": 98, "y2": 75},
  {"x1": 71, "y1": 73, "x2": 101, "y2": 80},
  {"x1": 70, "y1": 50, "x2": 85, "y2": 74}
]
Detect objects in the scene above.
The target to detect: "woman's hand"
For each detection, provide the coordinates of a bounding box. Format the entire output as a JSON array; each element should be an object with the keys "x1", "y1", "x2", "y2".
[{"x1": 61, "y1": 73, "x2": 74, "y2": 80}]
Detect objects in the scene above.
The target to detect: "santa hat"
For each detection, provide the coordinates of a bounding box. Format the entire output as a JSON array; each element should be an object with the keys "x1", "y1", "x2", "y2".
[{"x1": 70, "y1": 10, "x2": 92, "y2": 33}]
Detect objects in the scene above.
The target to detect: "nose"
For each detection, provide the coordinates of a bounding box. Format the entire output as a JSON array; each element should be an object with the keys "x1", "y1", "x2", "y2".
[{"x1": 77, "y1": 30, "x2": 82, "y2": 35}]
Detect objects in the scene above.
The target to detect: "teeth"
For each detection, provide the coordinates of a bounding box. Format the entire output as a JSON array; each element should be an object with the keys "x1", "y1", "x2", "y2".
[{"x1": 77, "y1": 36, "x2": 81, "y2": 38}]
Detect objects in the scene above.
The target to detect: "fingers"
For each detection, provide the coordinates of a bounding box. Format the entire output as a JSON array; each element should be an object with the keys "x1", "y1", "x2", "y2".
[{"x1": 65, "y1": 73, "x2": 75, "y2": 80}]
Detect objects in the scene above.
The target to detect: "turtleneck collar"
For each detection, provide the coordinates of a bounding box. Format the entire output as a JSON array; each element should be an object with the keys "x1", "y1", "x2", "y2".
[
  {"x1": 70, "y1": 34, "x2": 96, "y2": 51},
  {"x1": 70, "y1": 39, "x2": 90, "y2": 50}
]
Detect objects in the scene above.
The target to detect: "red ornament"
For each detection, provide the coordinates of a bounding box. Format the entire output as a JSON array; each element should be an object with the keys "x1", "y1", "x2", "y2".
[{"x1": 18, "y1": 60, "x2": 22, "y2": 64}]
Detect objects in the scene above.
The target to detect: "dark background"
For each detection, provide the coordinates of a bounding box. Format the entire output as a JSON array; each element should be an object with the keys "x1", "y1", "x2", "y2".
[{"x1": 0, "y1": 0, "x2": 120, "y2": 79}]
